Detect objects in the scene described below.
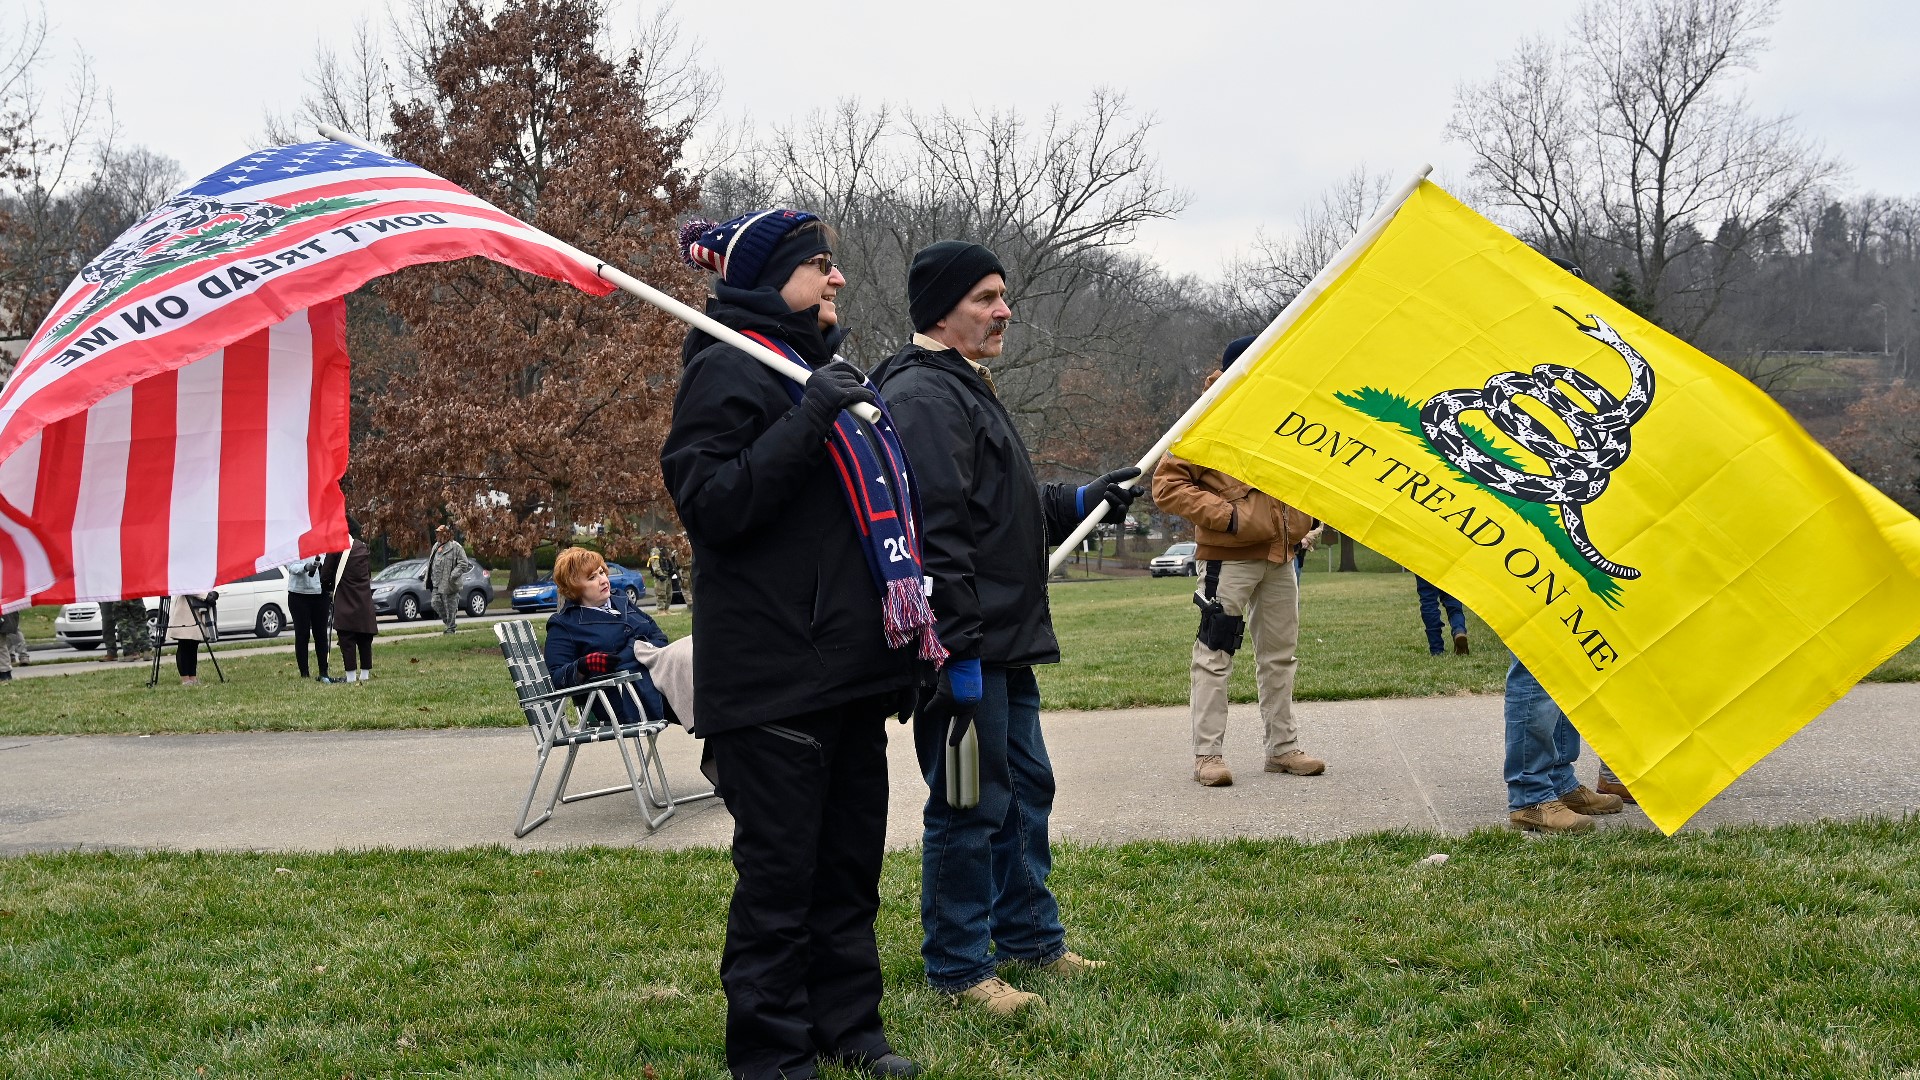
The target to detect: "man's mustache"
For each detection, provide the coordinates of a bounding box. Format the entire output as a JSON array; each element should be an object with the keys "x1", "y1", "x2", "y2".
[{"x1": 986, "y1": 318, "x2": 1011, "y2": 335}]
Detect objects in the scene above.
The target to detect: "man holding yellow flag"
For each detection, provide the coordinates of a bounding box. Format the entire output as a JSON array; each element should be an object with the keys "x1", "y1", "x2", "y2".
[{"x1": 1166, "y1": 175, "x2": 1920, "y2": 834}]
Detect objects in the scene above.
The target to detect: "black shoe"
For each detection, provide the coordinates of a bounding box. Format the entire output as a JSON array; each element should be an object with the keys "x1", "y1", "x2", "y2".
[{"x1": 837, "y1": 1052, "x2": 923, "y2": 1077}]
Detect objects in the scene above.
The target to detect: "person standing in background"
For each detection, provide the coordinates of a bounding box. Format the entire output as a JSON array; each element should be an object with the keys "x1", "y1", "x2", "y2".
[
  {"x1": 327, "y1": 518, "x2": 379, "y2": 684},
  {"x1": 1416, "y1": 576, "x2": 1470, "y2": 656},
  {"x1": 425, "y1": 525, "x2": 473, "y2": 634},
  {"x1": 1154, "y1": 335, "x2": 1325, "y2": 789},
  {"x1": 0, "y1": 609, "x2": 20, "y2": 683},
  {"x1": 165, "y1": 592, "x2": 215, "y2": 687},
  {"x1": 284, "y1": 554, "x2": 336, "y2": 683}
]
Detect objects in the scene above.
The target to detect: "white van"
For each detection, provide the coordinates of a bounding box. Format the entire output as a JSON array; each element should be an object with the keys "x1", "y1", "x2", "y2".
[{"x1": 54, "y1": 566, "x2": 292, "y2": 649}]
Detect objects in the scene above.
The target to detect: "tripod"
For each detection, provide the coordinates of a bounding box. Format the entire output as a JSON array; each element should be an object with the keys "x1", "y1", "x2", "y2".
[{"x1": 147, "y1": 594, "x2": 226, "y2": 689}]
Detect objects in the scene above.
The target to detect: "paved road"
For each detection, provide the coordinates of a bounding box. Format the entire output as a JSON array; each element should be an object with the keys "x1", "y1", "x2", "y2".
[{"x1": 3, "y1": 682, "x2": 1915, "y2": 855}]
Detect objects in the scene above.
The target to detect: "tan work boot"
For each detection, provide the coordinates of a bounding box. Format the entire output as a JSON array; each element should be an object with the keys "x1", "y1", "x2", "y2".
[
  {"x1": 1509, "y1": 799, "x2": 1594, "y2": 833},
  {"x1": 1560, "y1": 784, "x2": 1624, "y2": 816},
  {"x1": 949, "y1": 976, "x2": 1043, "y2": 1015},
  {"x1": 1193, "y1": 755, "x2": 1233, "y2": 786},
  {"x1": 1596, "y1": 775, "x2": 1637, "y2": 804},
  {"x1": 1036, "y1": 951, "x2": 1106, "y2": 977},
  {"x1": 1265, "y1": 749, "x2": 1326, "y2": 776}
]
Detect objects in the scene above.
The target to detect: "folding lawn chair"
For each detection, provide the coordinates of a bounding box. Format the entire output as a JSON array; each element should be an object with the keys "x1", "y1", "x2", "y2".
[{"x1": 494, "y1": 619, "x2": 714, "y2": 837}]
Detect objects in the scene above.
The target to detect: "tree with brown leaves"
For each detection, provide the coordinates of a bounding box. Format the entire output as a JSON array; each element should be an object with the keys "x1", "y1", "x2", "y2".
[{"x1": 354, "y1": 0, "x2": 700, "y2": 585}]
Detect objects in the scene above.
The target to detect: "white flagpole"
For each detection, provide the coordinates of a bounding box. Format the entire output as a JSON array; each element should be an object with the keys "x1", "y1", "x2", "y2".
[
  {"x1": 1046, "y1": 164, "x2": 1434, "y2": 574},
  {"x1": 316, "y1": 124, "x2": 883, "y2": 424}
]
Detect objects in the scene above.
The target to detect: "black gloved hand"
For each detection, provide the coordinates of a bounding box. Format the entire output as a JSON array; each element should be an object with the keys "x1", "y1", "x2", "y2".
[
  {"x1": 800, "y1": 359, "x2": 877, "y2": 425},
  {"x1": 1078, "y1": 466, "x2": 1144, "y2": 524},
  {"x1": 916, "y1": 658, "x2": 983, "y2": 746}
]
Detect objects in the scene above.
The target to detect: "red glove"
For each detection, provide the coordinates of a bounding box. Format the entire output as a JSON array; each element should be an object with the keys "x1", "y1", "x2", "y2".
[{"x1": 581, "y1": 652, "x2": 613, "y2": 676}]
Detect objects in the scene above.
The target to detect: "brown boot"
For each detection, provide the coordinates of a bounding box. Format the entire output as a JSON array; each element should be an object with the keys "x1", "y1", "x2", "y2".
[
  {"x1": 1265, "y1": 749, "x2": 1325, "y2": 775},
  {"x1": 1596, "y1": 775, "x2": 1637, "y2": 804},
  {"x1": 950, "y1": 976, "x2": 1043, "y2": 1015},
  {"x1": 1453, "y1": 632, "x2": 1470, "y2": 655},
  {"x1": 1035, "y1": 951, "x2": 1106, "y2": 977},
  {"x1": 1560, "y1": 784, "x2": 1624, "y2": 816},
  {"x1": 1509, "y1": 799, "x2": 1594, "y2": 833},
  {"x1": 1193, "y1": 755, "x2": 1233, "y2": 786}
]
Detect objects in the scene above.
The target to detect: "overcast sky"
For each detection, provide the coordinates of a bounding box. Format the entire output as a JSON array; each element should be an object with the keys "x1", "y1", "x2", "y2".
[{"x1": 34, "y1": 0, "x2": 1920, "y2": 276}]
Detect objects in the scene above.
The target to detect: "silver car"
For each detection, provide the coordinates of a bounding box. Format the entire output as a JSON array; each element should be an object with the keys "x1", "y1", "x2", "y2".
[{"x1": 1149, "y1": 541, "x2": 1198, "y2": 577}]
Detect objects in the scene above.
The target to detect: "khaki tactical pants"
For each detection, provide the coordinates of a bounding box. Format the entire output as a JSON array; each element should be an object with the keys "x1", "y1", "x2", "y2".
[{"x1": 1190, "y1": 557, "x2": 1300, "y2": 758}]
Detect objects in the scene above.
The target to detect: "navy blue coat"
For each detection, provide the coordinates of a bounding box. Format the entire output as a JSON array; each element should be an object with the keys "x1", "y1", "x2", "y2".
[{"x1": 543, "y1": 594, "x2": 671, "y2": 726}]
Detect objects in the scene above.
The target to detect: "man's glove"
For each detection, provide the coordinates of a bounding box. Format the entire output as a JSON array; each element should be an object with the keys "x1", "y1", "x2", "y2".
[
  {"x1": 1078, "y1": 466, "x2": 1144, "y2": 524},
  {"x1": 800, "y1": 359, "x2": 877, "y2": 425},
  {"x1": 918, "y1": 657, "x2": 983, "y2": 745},
  {"x1": 580, "y1": 651, "x2": 614, "y2": 676}
]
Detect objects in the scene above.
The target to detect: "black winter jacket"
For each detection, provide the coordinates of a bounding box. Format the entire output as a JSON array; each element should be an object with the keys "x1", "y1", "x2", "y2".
[
  {"x1": 870, "y1": 341, "x2": 1080, "y2": 666},
  {"x1": 659, "y1": 285, "x2": 917, "y2": 733}
]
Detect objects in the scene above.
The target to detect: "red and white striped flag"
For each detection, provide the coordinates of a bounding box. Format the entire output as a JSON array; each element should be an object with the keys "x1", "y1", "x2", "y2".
[{"x1": 0, "y1": 140, "x2": 614, "y2": 611}]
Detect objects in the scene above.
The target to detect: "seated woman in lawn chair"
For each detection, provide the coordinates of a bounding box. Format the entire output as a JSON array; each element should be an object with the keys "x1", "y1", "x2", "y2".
[{"x1": 543, "y1": 547, "x2": 671, "y2": 726}]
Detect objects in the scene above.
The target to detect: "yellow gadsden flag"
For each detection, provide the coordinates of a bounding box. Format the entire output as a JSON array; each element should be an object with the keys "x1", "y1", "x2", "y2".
[{"x1": 1174, "y1": 180, "x2": 1920, "y2": 833}]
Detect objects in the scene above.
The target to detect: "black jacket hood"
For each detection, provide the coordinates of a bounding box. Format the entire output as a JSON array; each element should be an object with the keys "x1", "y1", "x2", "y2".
[{"x1": 681, "y1": 283, "x2": 846, "y2": 369}]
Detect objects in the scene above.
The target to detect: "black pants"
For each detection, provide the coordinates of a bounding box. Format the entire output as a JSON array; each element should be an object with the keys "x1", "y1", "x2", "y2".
[
  {"x1": 288, "y1": 592, "x2": 332, "y2": 678},
  {"x1": 337, "y1": 631, "x2": 373, "y2": 673},
  {"x1": 710, "y1": 695, "x2": 896, "y2": 1080},
  {"x1": 175, "y1": 641, "x2": 198, "y2": 678}
]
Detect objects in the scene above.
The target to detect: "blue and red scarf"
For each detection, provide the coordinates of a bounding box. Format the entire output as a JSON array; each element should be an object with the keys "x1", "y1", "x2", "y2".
[{"x1": 740, "y1": 331, "x2": 948, "y2": 666}]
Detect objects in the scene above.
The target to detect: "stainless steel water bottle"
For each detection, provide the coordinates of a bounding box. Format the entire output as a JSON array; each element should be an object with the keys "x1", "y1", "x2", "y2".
[{"x1": 945, "y1": 718, "x2": 980, "y2": 809}]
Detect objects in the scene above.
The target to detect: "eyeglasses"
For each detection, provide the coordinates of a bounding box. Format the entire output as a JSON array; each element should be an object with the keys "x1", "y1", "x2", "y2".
[{"x1": 802, "y1": 254, "x2": 837, "y2": 276}]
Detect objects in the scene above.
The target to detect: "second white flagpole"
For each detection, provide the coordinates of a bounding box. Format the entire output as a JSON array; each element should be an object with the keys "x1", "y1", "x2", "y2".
[
  {"x1": 317, "y1": 124, "x2": 883, "y2": 424},
  {"x1": 1045, "y1": 164, "x2": 1433, "y2": 574}
]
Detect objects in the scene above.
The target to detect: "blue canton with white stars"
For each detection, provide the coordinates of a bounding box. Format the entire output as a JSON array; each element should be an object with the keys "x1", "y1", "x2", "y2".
[{"x1": 184, "y1": 142, "x2": 420, "y2": 198}]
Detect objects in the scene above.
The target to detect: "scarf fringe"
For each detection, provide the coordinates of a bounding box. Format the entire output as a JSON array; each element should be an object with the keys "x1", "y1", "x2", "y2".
[{"x1": 884, "y1": 577, "x2": 950, "y2": 666}]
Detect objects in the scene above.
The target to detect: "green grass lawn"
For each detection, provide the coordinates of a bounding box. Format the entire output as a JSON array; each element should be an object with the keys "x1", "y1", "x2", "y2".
[
  {"x1": 0, "y1": 614, "x2": 683, "y2": 737},
  {"x1": 4, "y1": 819, "x2": 1918, "y2": 1078},
  {"x1": 5, "y1": 572, "x2": 1916, "y2": 736},
  {"x1": 1045, "y1": 570, "x2": 1511, "y2": 710},
  {"x1": 15, "y1": 603, "x2": 56, "y2": 642}
]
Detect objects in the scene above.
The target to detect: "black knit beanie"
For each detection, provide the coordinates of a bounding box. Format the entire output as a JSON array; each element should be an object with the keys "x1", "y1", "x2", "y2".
[
  {"x1": 1221, "y1": 335, "x2": 1258, "y2": 371},
  {"x1": 908, "y1": 241, "x2": 1007, "y2": 332}
]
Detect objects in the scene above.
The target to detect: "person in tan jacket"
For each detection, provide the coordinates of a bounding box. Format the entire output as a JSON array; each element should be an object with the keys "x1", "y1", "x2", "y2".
[{"x1": 1153, "y1": 336, "x2": 1325, "y2": 787}]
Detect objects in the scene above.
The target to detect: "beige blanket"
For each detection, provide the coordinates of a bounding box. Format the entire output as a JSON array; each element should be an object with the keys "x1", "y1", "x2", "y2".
[{"x1": 632, "y1": 637, "x2": 695, "y2": 732}]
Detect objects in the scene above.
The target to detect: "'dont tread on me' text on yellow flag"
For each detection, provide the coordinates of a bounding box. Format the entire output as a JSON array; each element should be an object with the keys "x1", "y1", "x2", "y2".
[{"x1": 1172, "y1": 179, "x2": 1920, "y2": 833}]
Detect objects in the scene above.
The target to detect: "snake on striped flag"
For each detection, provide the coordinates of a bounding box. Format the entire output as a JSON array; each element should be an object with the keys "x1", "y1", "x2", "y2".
[{"x1": 1418, "y1": 309, "x2": 1655, "y2": 580}]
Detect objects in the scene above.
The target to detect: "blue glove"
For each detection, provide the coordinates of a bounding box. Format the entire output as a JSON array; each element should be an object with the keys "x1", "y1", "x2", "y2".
[
  {"x1": 918, "y1": 657, "x2": 983, "y2": 746},
  {"x1": 947, "y1": 657, "x2": 982, "y2": 705},
  {"x1": 1077, "y1": 467, "x2": 1144, "y2": 524}
]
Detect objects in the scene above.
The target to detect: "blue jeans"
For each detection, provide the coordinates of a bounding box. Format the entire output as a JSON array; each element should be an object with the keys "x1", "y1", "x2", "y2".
[
  {"x1": 1503, "y1": 658, "x2": 1581, "y2": 811},
  {"x1": 1416, "y1": 576, "x2": 1467, "y2": 654},
  {"x1": 916, "y1": 665, "x2": 1066, "y2": 991}
]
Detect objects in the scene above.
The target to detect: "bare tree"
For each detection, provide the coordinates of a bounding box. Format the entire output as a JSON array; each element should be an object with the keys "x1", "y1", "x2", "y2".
[
  {"x1": 1219, "y1": 166, "x2": 1394, "y2": 328},
  {"x1": 261, "y1": 16, "x2": 394, "y2": 146},
  {"x1": 1449, "y1": 0, "x2": 1839, "y2": 336},
  {"x1": 1448, "y1": 36, "x2": 1599, "y2": 270},
  {"x1": 0, "y1": 13, "x2": 185, "y2": 365},
  {"x1": 710, "y1": 91, "x2": 1187, "y2": 430}
]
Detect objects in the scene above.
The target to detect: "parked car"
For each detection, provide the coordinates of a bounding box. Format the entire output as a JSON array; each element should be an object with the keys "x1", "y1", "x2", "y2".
[
  {"x1": 370, "y1": 557, "x2": 495, "y2": 621},
  {"x1": 1149, "y1": 541, "x2": 1199, "y2": 577},
  {"x1": 510, "y1": 561, "x2": 647, "y2": 613},
  {"x1": 54, "y1": 566, "x2": 294, "y2": 649}
]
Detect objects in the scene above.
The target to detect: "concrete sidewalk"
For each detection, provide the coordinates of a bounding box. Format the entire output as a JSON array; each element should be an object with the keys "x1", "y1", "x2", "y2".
[{"x1": 3, "y1": 682, "x2": 1916, "y2": 855}]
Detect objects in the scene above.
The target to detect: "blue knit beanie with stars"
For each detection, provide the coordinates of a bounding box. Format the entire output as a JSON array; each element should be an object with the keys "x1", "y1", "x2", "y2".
[{"x1": 679, "y1": 209, "x2": 828, "y2": 290}]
